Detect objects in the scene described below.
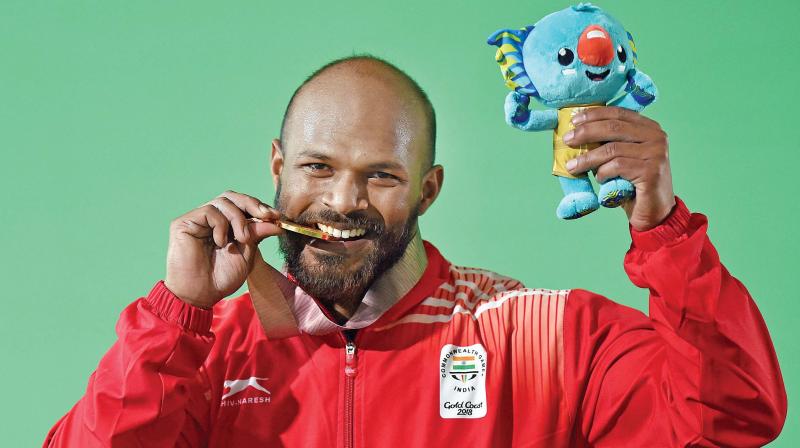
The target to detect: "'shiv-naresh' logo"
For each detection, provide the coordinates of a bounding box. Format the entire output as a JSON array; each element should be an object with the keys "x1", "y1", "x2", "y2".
[{"x1": 220, "y1": 377, "x2": 272, "y2": 406}]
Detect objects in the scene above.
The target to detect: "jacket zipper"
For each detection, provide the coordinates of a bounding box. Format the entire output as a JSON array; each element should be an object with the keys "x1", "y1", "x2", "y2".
[{"x1": 343, "y1": 332, "x2": 358, "y2": 448}]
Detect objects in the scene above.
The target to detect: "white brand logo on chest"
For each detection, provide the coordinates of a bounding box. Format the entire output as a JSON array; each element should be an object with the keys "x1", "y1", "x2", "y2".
[
  {"x1": 439, "y1": 344, "x2": 487, "y2": 419},
  {"x1": 220, "y1": 377, "x2": 271, "y2": 407}
]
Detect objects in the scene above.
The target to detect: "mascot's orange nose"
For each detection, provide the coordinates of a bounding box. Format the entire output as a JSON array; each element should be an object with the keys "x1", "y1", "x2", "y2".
[{"x1": 577, "y1": 25, "x2": 614, "y2": 66}]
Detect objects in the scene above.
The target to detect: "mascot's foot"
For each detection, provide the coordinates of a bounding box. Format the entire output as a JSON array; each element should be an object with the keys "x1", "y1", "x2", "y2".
[
  {"x1": 599, "y1": 177, "x2": 635, "y2": 208},
  {"x1": 556, "y1": 192, "x2": 599, "y2": 220}
]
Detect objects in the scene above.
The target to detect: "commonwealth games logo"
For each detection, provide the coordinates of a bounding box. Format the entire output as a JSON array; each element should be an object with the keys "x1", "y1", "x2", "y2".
[
  {"x1": 439, "y1": 344, "x2": 488, "y2": 419},
  {"x1": 439, "y1": 345, "x2": 487, "y2": 387},
  {"x1": 449, "y1": 354, "x2": 479, "y2": 383}
]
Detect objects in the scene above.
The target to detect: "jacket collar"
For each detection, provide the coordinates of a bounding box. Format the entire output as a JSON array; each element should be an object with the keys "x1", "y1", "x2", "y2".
[
  {"x1": 248, "y1": 234, "x2": 450, "y2": 338},
  {"x1": 288, "y1": 233, "x2": 433, "y2": 335}
]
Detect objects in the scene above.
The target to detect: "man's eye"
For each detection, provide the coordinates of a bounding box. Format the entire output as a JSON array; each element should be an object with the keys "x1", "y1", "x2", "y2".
[
  {"x1": 371, "y1": 172, "x2": 396, "y2": 179},
  {"x1": 303, "y1": 163, "x2": 330, "y2": 172},
  {"x1": 369, "y1": 171, "x2": 401, "y2": 185}
]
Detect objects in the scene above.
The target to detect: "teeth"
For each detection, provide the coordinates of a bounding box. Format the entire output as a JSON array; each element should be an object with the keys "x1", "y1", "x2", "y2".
[{"x1": 315, "y1": 223, "x2": 366, "y2": 238}]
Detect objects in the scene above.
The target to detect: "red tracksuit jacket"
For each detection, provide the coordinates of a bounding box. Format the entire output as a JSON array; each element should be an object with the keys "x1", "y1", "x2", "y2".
[{"x1": 44, "y1": 197, "x2": 787, "y2": 447}]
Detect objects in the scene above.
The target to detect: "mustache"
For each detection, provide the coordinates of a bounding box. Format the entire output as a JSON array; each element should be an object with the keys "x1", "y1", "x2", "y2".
[{"x1": 292, "y1": 209, "x2": 385, "y2": 235}]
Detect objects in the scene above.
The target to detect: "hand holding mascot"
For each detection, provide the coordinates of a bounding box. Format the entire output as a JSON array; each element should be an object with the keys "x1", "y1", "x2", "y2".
[{"x1": 488, "y1": 3, "x2": 658, "y2": 220}]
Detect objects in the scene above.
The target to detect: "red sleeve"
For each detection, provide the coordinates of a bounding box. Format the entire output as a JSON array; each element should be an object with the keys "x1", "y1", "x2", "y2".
[
  {"x1": 565, "y1": 196, "x2": 787, "y2": 447},
  {"x1": 43, "y1": 281, "x2": 216, "y2": 447}
]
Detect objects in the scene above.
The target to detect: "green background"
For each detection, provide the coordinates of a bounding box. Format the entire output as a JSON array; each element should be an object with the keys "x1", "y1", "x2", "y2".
[{"x1": 2, "y1": 0, "x2": 797, "y2": 445}]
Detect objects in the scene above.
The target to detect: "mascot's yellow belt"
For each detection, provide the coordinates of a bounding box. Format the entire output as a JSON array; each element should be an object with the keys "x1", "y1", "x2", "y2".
[{"x1": 552, "y1": 104, "x2": 602, "y2": 179}]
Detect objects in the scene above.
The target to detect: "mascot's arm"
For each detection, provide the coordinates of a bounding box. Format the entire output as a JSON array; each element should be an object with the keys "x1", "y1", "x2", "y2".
[
  {"x1": 504, "y1": 91, "x2": 558, "y2": 132},
  {"x1": 609, "y1": 70, "x2": 658, "y2": 112}
]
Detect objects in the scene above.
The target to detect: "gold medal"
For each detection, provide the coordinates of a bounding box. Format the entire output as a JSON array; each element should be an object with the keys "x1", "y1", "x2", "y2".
[{"x1": 247, "y1": 217, "x2": 332, "y2": 240}]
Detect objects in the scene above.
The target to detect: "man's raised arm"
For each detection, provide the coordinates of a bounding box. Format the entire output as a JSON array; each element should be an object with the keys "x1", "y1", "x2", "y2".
[
  {"x1": 561, "y1": 107, "x2": 786, "y2": 445},
  {"x1": 566, "y1": 197, "x2": 787, "y2": 446}
]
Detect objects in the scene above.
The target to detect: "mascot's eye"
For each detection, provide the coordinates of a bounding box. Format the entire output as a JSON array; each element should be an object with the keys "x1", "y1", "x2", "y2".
[
  {"x1": 616, "y1": 44, "x2": 627, "y2": 63},
  {"x1": 557, "y1": 48, "x2": 574, "y2": 66}
]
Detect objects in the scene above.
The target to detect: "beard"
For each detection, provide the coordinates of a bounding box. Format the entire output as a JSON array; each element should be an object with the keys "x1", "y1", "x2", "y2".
[{"x1": 275, "y1": 185, "x2": 419, "y2": 305}]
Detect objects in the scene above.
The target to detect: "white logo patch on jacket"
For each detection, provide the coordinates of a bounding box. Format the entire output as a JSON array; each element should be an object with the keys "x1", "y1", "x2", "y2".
[{"x1": 439, "y1": 344, "x2": 487, "y2": 418}]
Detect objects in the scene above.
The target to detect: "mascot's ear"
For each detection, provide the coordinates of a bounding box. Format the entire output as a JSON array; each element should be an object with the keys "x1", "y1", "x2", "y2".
[
  {"x1": 486, "y1": 26, "x2": 539, "y2": 98},
  {"x1": 625, "y1": 30, "x2": 639, "y2": 66},
  {"x1": 622, "y1": 31, "x2": 656, "y2": 107}
]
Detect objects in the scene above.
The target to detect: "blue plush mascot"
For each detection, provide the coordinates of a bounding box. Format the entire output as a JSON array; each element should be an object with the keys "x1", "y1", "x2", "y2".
[{"x1": 487, "y1": 3, "x2": 658, "y2": 220}]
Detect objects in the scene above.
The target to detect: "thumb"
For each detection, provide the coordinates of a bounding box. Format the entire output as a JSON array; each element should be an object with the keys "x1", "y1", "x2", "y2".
[{"x1": 247, "y1": 220, "x2": 284, "y2": 245}]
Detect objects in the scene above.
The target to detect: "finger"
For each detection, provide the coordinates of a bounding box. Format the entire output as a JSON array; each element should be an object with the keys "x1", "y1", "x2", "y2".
[
  {"x1": 594, "y1": 156, "x2": 647, "y2": 184},
  {"x1": 181, "y1": 205, "x2": 230, "y2": 248},
  {"x1": 208, "y1": 197, "x2": 250, "y2": 243},
  {"x1": 246, "y1": 220, "x2": 284, "y2": 243},
  {"x1": 566, "y1": 142, "x2": 642, "y2": 175},
  {"x1": 564, "y1": 119, "x2": 651, "y2": 147},
  {"x1": 571, "y1": 106, "x2": 656, "y2": 127},
  {"x1": 218, "y1": 190, "x2": 281, "y2": 222}
]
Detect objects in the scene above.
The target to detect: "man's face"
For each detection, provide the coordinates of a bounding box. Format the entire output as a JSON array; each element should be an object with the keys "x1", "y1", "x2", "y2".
[{"x1": 270, "y1": 67, "x2": 441, "y2": 301}]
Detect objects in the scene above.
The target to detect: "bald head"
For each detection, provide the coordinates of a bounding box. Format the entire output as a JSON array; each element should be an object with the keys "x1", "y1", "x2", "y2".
[{"x1": 279, "y1": 56, "x2": 436, "y2": 170}]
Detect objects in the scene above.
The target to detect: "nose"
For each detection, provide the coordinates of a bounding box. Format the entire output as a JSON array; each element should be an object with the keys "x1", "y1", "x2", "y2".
[
  {"x1": 321, "y1": 174, "x2": 369, "y2": 215},
  {"x1": 577, "y1": 25, "x2": 614, "y2": 67}
]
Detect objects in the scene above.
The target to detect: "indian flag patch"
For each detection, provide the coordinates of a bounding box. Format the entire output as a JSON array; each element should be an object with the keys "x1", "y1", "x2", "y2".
[{"x1": 439, "y1": 344, "x2": 488, "y2": 419}]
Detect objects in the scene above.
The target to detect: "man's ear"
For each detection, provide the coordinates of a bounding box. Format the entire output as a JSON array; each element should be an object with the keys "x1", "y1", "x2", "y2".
[
  {"x1": 270, "y1": 138, "x2": 284, "y2": 189},
  {"x1": 418, "y1": 164, "x2": 444, "y2": 216}
]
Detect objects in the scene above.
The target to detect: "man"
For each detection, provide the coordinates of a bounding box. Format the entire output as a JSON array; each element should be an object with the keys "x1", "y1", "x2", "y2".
[{"x1": 44, "y1": 56, "x2": 786, "y2": 447}]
